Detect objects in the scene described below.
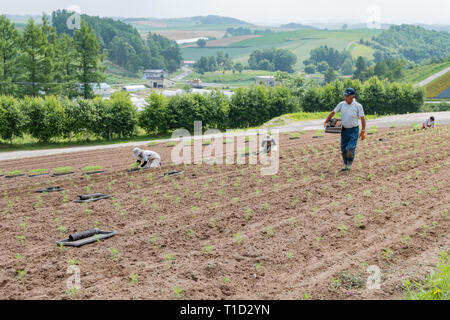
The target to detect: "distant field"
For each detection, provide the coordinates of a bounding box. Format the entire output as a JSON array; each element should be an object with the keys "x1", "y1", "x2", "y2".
[
  {"x1": 349, "y1": 43, "x2": 376, "y2": 60},
  {"x1": 187, "y1": 70, "x2": 277, "y2": 85},
  {"x1": 404, "y1": 61, "x2": 450, "y2": 84},
  {"x1": 146, "y1": 29, "x2": 226, "y2": 41},
  {"x1": 181, "y1": 29, "x2": 382, "y2": 71},
  {"x1": 183, "y1": 35, "x2": 261, "y2": 47},
  {"x1": 425, "y1": 72, "x2": 450, "y2": 98}
]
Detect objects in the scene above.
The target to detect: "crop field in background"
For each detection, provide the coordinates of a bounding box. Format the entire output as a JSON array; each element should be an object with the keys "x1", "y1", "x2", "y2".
[
  {"x1": 425, "y1": 72, "x2": 450, "y2": 98},
  {"x1": 403, "y1": 61, "x2": 450, "y2": 84},
  {"x1": 181, "y1": 29, "x2": 381, "y2": 70},
  {"x1": 0, "y1": 125, "x2": 448, "y2": 299}
]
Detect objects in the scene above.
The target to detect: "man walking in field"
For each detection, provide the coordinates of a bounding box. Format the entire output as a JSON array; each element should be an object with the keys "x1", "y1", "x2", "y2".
[
  {"x1": 260, "y1": 134, "x2": 277, "y2": 153},
  {"x1": 422, "y1": 116, "x2": 435, "y2": 129},
  {"x1": 133, "y1": 148, "x2": 162, "y2": 168},
  {"x1": 324, "y1": 88, "x2": 366, "y2": 172}
]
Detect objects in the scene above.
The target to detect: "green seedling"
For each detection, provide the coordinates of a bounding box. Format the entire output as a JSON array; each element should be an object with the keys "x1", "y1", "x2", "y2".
[
  {"x1": 382, "y1": 248, "x2": 394, "y2": 261},
  {"x1": 233, "y1": 233, "x2": 243, "y2": 246},
  {"x1": 58, "y1": 225, "x2": 67, "y2": 235},
  {"x1": 354, "y1": 214, "x2": 365, "y2": 228},
  {"x1": 17, "y1": 235, "x2": 25, "y2": 246},
  {"x1": 186, "y1": 228, "x2": 195, "y2": 238},
  {"x1": 202, "y1": 245, "x2": 214, "y2": 255},
  {"x1": 244, "y1": 208, "x2": 253, "y2": 221},
  {"x1": 67, "y1": 258, "x2": 80, "y2": 266},
  {"x1": 202, "y1": 139, "x2": 212, "y2": 145},
  {"x1": 150, "y1": 235, "x2": 159, "y2": 248},
  {"x1": 264, "y1": 226, "x2": 274, "y2": 238},
  {"x1": 54, "y1": 167, "x2": 74, "y2": 175},
  {"x1": 167, "y1": 142, "x2": 177, "y2": 147},
  {"x1": 173, "y1": 287, "x2": 184, "y2": 298},
  {"x1": 337, "y1": 224, "x2": 348, "y2": 238},
  {"x1": 28, "y1": 169, "x2": 49, "y2": 176},
  {"x1": 110, "y1": 248, "x2": 120, "y2": 261},
  {"x1": 129, "y1": 273, "x2": 139, "y2": 285},
  {"x1": 6, "y1": 170, "x2": 25, "y2": 177},
  {"x1": 165, "y1": 253, "x2": 176, "y2": 267},
  {"x1": 402, "y1": 235, "x2": 410, "y2": 246},
  {"x1": 16, "y1": 269, "x2": 27, "y2": 285}
]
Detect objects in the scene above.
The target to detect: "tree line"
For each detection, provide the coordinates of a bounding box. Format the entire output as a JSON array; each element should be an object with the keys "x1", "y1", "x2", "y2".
[
  {"x1": 0, "y1": 91, "x2": 138, "y2": 143},
  {"x1": 368, "y1": 25, "x2": 450, "y2": 64},
  {"x1": 194, "y1": 52, "x2": 244, "y2": 74},
  {"x1": 302, "y1": 77, "x2": 424, "y2": 115},
  {"x1": 51, "y1": 10, "x2": 182, "y2": 73},
  {"x1": 0, "y1": 15, "x2": 104, "y2": 98},
  {"x1": 0, "y1": 76, "x2": 424, "y2": 144}
]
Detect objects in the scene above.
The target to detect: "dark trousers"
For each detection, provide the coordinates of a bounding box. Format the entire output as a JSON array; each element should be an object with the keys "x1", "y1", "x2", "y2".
[{"x1": 341, "y1": 126, "x2": 359, "y2": 165}]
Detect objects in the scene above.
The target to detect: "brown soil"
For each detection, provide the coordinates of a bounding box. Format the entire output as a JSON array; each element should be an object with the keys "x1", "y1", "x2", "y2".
[
  {"x1": 183, "y1": 35, "x2": 261, "y2": 48},
  {"x1": 148, "y1": 30, "x2": 226, "y2": 41},
  {"x1": 0, "y1": 127, "x2": 449, "y2": 300}
]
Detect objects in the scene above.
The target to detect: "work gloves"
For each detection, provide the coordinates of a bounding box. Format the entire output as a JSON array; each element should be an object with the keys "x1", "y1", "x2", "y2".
[{"x1": 360, "y1": 131, "x2": 366, "y2": 140}]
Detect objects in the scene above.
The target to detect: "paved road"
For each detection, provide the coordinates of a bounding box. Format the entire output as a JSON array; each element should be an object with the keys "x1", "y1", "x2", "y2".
[
  {"x1": 1, "y1": 111, "x2": 450, "y2": 161},
  {"x1": 415, "y1": 67, "x2": 450, "y2": 87},
  {"x1": 170, "y1": 66, "x2": 192, "y2": 82},
  {"x1": 269, "y1": 111, "x2": 450, "y2": 133}
]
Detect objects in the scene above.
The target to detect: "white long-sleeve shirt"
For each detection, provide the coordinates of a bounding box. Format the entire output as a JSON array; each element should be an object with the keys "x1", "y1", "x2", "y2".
[
  {"x1": 423, "y1": 118, "x2": 435, "y2": 128},
  {"x1": 137, "y1": 150, "x2": 161, "y2": 163}
]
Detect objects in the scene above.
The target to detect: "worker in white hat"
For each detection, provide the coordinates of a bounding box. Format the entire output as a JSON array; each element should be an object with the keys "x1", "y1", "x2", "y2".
[{"x1": 133, "y1": 147, "x2": 162, "y2": 168}]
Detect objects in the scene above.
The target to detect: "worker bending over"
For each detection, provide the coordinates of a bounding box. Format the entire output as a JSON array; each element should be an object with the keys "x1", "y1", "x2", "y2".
[
  {"x1": 422, "y1": 116, "x2": 435, "y2": 129},
  {"x1": 133, "y1": 148, "x2": 162, "y2": 168}
]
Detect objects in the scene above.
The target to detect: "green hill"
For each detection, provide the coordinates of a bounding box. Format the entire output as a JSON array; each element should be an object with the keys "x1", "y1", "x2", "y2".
[
  {"x1": 403, "y1": 58, "x2": 450, "y2": 84},
  {"x1": 181, "y1": 28, "x2": 382, "y2": 71}
]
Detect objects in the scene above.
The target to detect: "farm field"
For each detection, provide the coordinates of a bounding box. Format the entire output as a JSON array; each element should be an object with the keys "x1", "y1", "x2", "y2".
[
  {"x1": 404, "y1": 60, "x2": 450, "y2": 84},
  {"x1": 181, "y1": 29, "x2": 382, "y2": 71},
  {"x1": 0, "y1": 126, "x2": 449, "y2": 299}
]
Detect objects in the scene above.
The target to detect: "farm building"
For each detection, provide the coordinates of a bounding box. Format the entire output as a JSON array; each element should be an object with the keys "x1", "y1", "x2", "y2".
[
  {"x1": 79, "y1": 83, "x2": 112, "y2": 96},
  {"x1": 143, "y1": 69, "x2": 174, "y2": 88},
  {"x1": 122, "y1": 85, "x2": 146, "y2": 92},
  {"x1": 255, "y1": 76, "x2": 276, "y2": 87},
  {"x1": 184, "y1": 60, "x2": 196, "y2": 67},
  {"x1": 143, "y1": 69, "x2": 168, "y2": 79}
]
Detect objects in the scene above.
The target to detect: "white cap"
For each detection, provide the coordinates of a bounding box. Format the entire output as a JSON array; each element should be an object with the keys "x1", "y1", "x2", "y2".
[{"x1": 133, "y1": 147, "x2": 141, "y2": 157}]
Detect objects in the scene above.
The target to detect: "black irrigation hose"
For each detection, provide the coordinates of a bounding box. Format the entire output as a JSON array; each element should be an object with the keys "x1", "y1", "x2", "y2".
[
  {"x1": 161, "y1": 170, "x2": 184, "y2": 178},
  {"x1": 29, "y1": 173, "x2": 50, "y2": 178},
  {"x1": 83, "y1": 170, "x2": 105, "y2": 175},
  {"x1": 73, "y1": 194, "x2": 111, "y2": 203},
  {"x1": 57, "y1": 228, "x2": 115, "y2": 247},
  {"x1": 52, "y1": 172, "x2": 74, "y2": 177},
  {"x1": 35, "y1": 186, "x2": 64, "y2": 193},
  {"x1": 5, "y1": 174, "x2": 25, "y2": 179}
]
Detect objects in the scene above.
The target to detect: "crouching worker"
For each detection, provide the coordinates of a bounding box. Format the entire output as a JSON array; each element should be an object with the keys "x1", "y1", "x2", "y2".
[
  {"x1": 260, "y1": 134, "x2": 277, "y2": 153},
  {"x1": 133, "y1": 147, "x2": 162, "y2": 168},
  {"x1": 324, "y1": 88, "x2": 366, "y2": 172},
  {"x1": 422, "y1": 116, "x2": 435, "y2": 129}
]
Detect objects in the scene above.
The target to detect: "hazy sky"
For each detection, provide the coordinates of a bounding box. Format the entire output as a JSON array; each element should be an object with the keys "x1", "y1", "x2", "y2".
[{"x1": 2, "y1": 0, "x2": 449, "y2": 25}]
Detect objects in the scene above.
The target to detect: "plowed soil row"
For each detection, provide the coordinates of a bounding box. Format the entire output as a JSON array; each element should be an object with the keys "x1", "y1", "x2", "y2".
[{"x1": 0, "y1": 126, "x2": 448, "y2": 300}]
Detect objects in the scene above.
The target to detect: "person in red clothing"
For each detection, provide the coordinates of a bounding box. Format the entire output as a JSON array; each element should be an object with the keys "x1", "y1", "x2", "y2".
[{"x1": 422, "y1": 116, "x2": 435, "y2": 129}]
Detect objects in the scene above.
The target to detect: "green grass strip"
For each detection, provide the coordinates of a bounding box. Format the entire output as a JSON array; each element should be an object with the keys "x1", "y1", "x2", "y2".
[
  {"x1": 28, "y1": 169, "x2": 49, "y2": 176},
  {"x1": 53, "y1": 166, "x2": 74, "y2": 175}
]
